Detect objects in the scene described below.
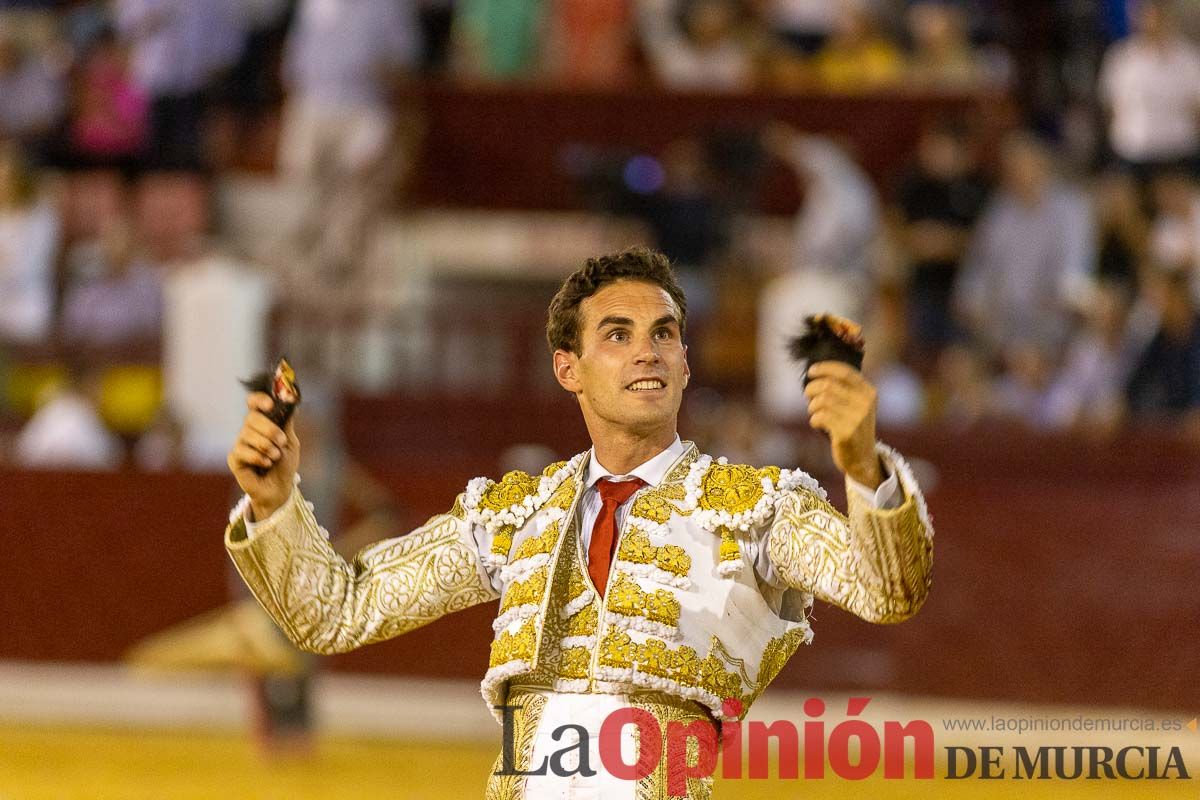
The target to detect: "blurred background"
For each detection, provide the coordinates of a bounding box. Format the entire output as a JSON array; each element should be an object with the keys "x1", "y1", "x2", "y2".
[{"x1": 0, "y1": 0, "x2": 1198, "y2": 797}]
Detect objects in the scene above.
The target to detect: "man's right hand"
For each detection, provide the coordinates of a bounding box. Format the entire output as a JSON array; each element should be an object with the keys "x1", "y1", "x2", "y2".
[{"x1": 227, "y1": 392, "x2": 300, "y2": 521}]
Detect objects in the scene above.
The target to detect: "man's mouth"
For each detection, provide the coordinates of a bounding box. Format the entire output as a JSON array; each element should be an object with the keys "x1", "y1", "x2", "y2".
[{"x1": 627, "y1": 379, "x2": 666, "y2": 392}]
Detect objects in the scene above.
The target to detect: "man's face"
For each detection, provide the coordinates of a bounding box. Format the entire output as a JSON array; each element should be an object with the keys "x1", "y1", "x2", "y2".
[{"x1": 554, "y1": 279, "x2": 689, "y2": 437}]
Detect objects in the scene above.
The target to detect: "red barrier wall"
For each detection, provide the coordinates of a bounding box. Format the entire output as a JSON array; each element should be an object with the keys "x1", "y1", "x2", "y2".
[{"x1": 3, "y1": 423, "x2": 1196, "y2": 713}]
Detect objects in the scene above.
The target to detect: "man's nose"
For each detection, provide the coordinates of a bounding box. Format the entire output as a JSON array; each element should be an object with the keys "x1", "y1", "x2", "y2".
[{"x1": 634, "y1": 337, "x2": 662, "y2": 363}]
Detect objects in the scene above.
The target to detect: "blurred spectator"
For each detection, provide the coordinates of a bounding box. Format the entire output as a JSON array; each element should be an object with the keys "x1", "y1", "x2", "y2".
[
  {"x1": 14, "y1": 364, "x2": 123, "y2": 470},
  {"x1": 544, "y1": 0, "x2": 633, "y2": 86},
  {"x1": 454, "y1": 0, "x2": 545, "y2": 80},
  {"x1": 906, "y1": 1, "x2": 988, "y2": 89},
  {"x1": 988, "y1": 341, "x2": 1057, "y2": 429},
  {"x1": 926, "y1": 342, "x2": 989, "y2": 428},
  {"x1": 205, "y1": 0, "x2": 292, "y2": 167},
  {"x1": 764, "y1": 124, "x2": 880, "y2": 283},
  {"x1": 628, "y1": 138, "x2": 730, "y2": 318},
  {"x1": 863, "y1": 283, "x2": 925, "y2": 426},
  {"x1": 0, "y1": 32, "x2": 66, "y2": 153},
  {"x1": 702, "y1": 396, "x2": 798, "y2": 465},
  {"x1": 954, "y1": 133, "x2": 1095, "y2": 357},
  {"x1": 279, "y1": 0, "x2": 419, "y2": 290},
  {"x1": 60, "y1": 220, "x2": 163, "y2": 346},
  {"x1": 1099, "y1": 0, "x2": 1200, "y2": 182},
  {"x1": 418, "y1": 0, "x2": 456, "y2": 74},
  {"x1": 162, "y1": 252, "x2": 271, "y2": 470},
  {"x1": 1044, "y1": 281, "x2": 1132, "y2": 433},
  {"x1": 1094, "y1": 169, "x2": 1150, "y2": 294},
  {"x1": 812, "y1": 3, "x2": 903, "y2": 91},
  {"x1": 1148, "y1": 169, "x2": 1200, "y2": 298},
  {"x1": 756, "y1": 121, "x2": 881, "y2": 423},
  {"x1": 639, "y1": 0, "x2": 756, "y2": 90},
  {"x1": 761, "y1": 0, "x2": 840, "y2": 55},
  {"x1": 217, "y1": 0, "x2": 291, "y2": 111},
  {"x1": 0, "y1": 141, "x2": 59, "y2": 344},
  {"x1": 114, "y1": 0, "x2": 244, "y2": 171},
  {"x1": 66, "y1": 28, "x2": 149, "y2": 170},
  {"x1": 62, "y1": 0, "x2": 113, "y2": 57},
  {"x1": 133, "y1": 407, "x2": 186, "y2": 471},
  {"x1": 1125, "y1": 267, "x2": 1200, "y2": 419},
  {"x1": 894, "y1": 120, "x2": 990, "y2": 356}
]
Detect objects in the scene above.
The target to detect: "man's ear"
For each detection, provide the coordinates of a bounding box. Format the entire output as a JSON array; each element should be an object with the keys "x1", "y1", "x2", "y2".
[
  {"x1": 682, "y1": 343, "x2": 690, "y2": 387},
  {"x1": 553, "y1": 349, "x2": 582, "y2": 394}
]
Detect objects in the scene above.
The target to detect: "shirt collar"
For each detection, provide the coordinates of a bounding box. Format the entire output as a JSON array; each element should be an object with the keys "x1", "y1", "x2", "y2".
[{"x1": 584, "y1": 434, "x2": 685, "y2": 490}]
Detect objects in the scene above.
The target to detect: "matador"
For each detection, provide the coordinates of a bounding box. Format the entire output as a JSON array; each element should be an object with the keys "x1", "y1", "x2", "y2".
[{"x1": 224, "y1": 247, "x2": 934, "y2": 798}]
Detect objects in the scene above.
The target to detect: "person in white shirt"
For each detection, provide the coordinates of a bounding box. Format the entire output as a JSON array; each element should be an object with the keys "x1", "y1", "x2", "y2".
[
  {"x1": 1099, "y1": 0, "x2": 1200, "y2": 181},
  {"x1": 0, "y1": 143, "x2": 59, "y2": 344},
  {"x1": 15, "y1": 365, "x2": 122, "y2": 470}
]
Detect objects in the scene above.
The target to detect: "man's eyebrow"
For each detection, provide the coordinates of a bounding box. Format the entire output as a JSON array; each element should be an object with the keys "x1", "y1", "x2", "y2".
[
  {"x1": 596, "y1": 315, "x2": 634, "y2": 330},
  {"x1": 595, "y1": 314, "x2": 680, "y2": 331}
]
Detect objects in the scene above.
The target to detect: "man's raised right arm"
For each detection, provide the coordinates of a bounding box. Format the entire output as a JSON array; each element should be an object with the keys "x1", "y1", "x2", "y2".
[{"x1": 224, "y1": 394, "x2": 499, "y2": 655}]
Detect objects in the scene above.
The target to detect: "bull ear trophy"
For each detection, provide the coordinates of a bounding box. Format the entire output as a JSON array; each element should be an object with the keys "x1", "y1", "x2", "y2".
[
  {"x1": 787, "y1": 313, "x2": 866, "y2": 388},
  {"x1": 239, "y1": 357, "x2": 302, "y2": 476}
]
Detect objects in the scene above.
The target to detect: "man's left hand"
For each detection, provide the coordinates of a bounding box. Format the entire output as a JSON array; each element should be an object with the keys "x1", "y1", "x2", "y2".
[{"x1": 804, "y1": 361, "x2": 881, "y2": 488}]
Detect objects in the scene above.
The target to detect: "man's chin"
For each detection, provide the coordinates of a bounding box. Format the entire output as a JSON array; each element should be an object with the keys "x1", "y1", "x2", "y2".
[{"x1": 613, "y1": 404, "x2": 678, "y2": 431}]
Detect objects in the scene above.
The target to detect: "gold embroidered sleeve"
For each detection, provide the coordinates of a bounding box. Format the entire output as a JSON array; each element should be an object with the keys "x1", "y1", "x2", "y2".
[
  {"x1": 224, "y1": 489, "x2": 499, "y2": 654},
  {"x1": 766, "y1": 458, "x2": 933, "y2": 624}
]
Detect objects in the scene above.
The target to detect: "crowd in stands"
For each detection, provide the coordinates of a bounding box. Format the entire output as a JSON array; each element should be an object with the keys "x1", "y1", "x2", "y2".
[{"x1": 0, "y1": 0, "x2": 1198, "y2": 471}]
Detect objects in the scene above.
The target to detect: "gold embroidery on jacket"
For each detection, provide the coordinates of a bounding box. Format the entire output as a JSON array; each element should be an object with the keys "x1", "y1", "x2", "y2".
[
  {"x1": 629, "y1": 694, "x2": 715, "y2": 800},
  {"x1": 617, "y1": 530, "x2": 692, "y2": 578},
  {"x1": 608, "y1": 573, "x2": 682, "y2": 627},
  {"x1": 767, "y1": 487, "x2": 932, "y2": 624},
  {"x1": 484, "y1": 689, "x2": 549, "y2": 800}
]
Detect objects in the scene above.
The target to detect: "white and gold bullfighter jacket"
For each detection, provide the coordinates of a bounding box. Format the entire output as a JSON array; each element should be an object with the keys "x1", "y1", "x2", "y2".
[{"x1": 224, "y1": 439, "x2": 933, "y2": 798}]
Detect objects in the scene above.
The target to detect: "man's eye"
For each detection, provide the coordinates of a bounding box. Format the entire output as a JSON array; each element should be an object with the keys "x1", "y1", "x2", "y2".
[
  {"x1": 655, "y1": 329, "x2": 673, "y2": 340},
  {"x1": 610, "y1": 331, "x2": 628, "y2": 342}
]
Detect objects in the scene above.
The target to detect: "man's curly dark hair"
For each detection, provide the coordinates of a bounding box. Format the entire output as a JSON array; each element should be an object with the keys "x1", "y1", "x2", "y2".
[{"x1": 546, "y1": 247, "x2": 688, "y2": 355}]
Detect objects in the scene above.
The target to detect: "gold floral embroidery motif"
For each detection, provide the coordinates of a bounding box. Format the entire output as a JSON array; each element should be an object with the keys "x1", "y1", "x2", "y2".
[
  {"x1": 492, "y1": 524, "x2": 517, "y2": 560},
  {"x1": 511, "y1": 521, "x2": 562, "y2": 562},
  {"x1": 558, "y1": 646, "x2": 592, "y2": 679},
  {"x1": 565, "y1": 565, "x2": 588, "y2": 605},
  {"x1": 600, "y1": 628, "x2": 637, "y2": 669},
  {"x1": 617, "y1": 530, "x2": 692, "y2": 578},
  {"x1": 598, "y1": 630, "x2": 744, "y2": 703},
  {"x1": 479, "y1": 470, "x2": 543, "y2": 513},
  {"x1": 544, "y1": 479, "x2": 577, "y2": 510},
  {"x1": 565, "y1": 604, "x2": 598, "y2": 638},
  {"x1": 629, "y1": 483, "x2": 688, "y2": 522},
  {"x1": 608, "y1": 573, "x2": 681, "y2": 626},
  {"x1": 500, "y1": 568, "x2": 549, "y2": 613},
  {"x1": 636, "y1": 638, "x2": 680, "y2": 679},
  {"x1": 758, "y1": 465, "x2": 781, "y2": 485},
  {"x1": 489, "y1": 617, "x2": 539, "y2": 668},
  {"x1": 477, "y1": 470, "x2": 544, "y2": 559},
  {"x1": 697, "y1": 464, "x2": 764, "y2": 514},
  {"x1": 717, "y1": 526, "x2": 740, "y2": 564}
]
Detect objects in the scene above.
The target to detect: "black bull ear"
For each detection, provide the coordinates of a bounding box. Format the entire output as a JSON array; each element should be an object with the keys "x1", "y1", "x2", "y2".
[{"x1": 787, "y1": 315, "x2": 865, "y2": 387}]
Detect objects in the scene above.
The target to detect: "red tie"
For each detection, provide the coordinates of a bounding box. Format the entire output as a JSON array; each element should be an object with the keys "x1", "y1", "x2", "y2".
[{"x1": 587, "y1": 477, "x2": 646, "y2": 598}]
